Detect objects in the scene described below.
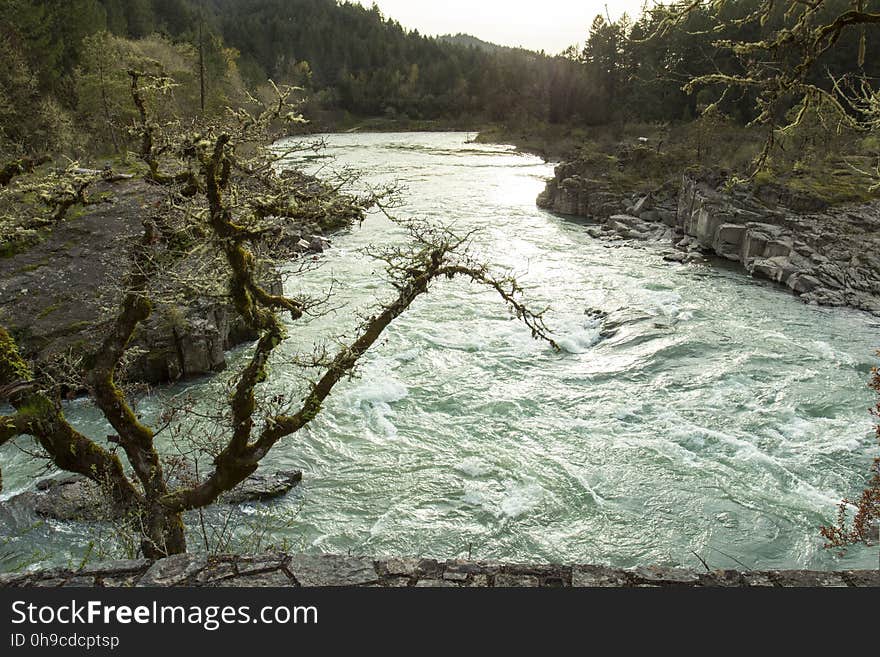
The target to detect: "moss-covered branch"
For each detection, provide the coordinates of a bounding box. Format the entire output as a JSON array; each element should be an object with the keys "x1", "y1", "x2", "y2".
[
  {"x1": 128, "y1": 69, "x2": 198, "y2": 191},
  {"x1": 86, "y1": 294, "x2": 168, "y2": 503},
  {"x1": 0, "y1": 326, "x2": 140, "y2": 505},
  {"x1": 161, "y1": 235, "x2": 558, "y2": 513},
  {"x1": 84, "y1": 236, "x2": 185, "y2": 557}
]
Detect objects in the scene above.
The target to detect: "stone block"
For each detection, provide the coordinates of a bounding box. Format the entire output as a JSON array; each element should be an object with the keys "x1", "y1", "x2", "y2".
[
  {"x1": 788, "y1": 273, "x2": 821, "y2": 294},
  {"x1": 743, "y1": 230, "x2": 771, "y2": 261},
  {"x1": 415, "y1": 579, "x2": 458, "y2": 587},
  {"x1": 138, "y1": 554, "x2": 207, "y2": 587},
  {"x1": 287, "y1": 554, "x2": 377, "y2": 587},
  {"x1": 380, "y1": 557, "x2": 421, "y2": 577},
  {"x1": 699, "y1": 570, "x2": 745, "y2": 587},
  {"x1": 631, "y1": 566, "x2": 701, "y2": 586},
  {"x1": 216, "y1": 570, "x2": 294, "y2": 587},
  {"x1": 494, "y1": 573, "x2": 540, "y2": 587},
  {"x1": 772, "y1": 571, "x2": 848, "y2": 587},
  {"x1": 842, "y1": 571, "x2": 880, "y2": 587},
  {"x1": 764, "y1": 240, "x2": 792, "y2": 259},
  {"x1": 571, "y1": 566, "x2": 631, "y2": 587},
  {"x1": 742, "y1": 572, "x2": 776, "y2": 587},
  {"x1": 714, "y1": 223, "x2": 747, "y2": 261}
]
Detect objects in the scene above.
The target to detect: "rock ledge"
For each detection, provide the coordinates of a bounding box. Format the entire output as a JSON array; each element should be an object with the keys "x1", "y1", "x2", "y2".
[{"x1": 538, "y1": 166, "x2": 880, "y2": 315}]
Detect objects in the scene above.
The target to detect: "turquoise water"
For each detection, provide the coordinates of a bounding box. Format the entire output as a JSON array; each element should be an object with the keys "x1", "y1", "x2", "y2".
[{"x1": 2, "y1": 132, "x2": 878, "y2": 572}]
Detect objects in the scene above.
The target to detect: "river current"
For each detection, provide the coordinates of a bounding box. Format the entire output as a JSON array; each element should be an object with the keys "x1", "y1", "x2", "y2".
[{"x1": 1, "y1": 132, "x2": 878, "y2": 571}]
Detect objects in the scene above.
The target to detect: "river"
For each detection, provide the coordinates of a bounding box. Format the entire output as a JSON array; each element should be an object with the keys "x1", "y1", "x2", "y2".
[{"x1": 1, "y1": 132, "x2": 878, "y2": 572}]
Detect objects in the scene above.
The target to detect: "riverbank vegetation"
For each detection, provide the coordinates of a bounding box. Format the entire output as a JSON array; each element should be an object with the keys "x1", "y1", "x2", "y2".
[
  {"x1": 822, "y1": 361, "x2": 880, "y2": 550},
  {"x1": 484, "y1": 0, "x2": 880, "y2": 206}
]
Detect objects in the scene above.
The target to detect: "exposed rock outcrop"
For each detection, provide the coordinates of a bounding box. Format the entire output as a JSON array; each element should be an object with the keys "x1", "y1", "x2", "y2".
[
  {"x1": 536, "y1": 162, "x2": 625, "y2": 218},
  {"x1": 676, "y1": 176, "x2": 880, "y2": 314},
  {"x1": 0, "y1": 177, "x2": 340, "y2": 384},
  {"x1": 538, "y1": 164, "x2": 880, "y2": 314},
  {"x1": 1, "y1": 553, "x2": 877, "y2": 587}
]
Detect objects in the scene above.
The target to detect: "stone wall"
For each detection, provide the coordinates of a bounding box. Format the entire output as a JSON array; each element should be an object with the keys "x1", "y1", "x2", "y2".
[{"x1": 1, "y1": 554, "x2": 877, "y2": 587}]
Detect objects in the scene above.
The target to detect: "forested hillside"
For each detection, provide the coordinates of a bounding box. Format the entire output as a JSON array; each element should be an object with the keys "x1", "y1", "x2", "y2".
[{"x1": 1, "y1": 0, "x2": 878, "y2": 159}]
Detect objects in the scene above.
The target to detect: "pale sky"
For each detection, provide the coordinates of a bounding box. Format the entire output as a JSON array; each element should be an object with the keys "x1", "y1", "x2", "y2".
[{"x1": 353, "y1": 0, "x2": 649, "y2": 54}]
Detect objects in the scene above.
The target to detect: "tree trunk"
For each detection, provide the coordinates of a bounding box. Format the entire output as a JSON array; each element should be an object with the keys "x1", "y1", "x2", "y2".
[
  {"x1": 143, "y1": 504, "x2": 187, "y2": 558},
  {"x1": 99, "y1": 63, "x2": 122, "y2": 155},
  {"x1": 198, "y1": 12, "x2": 206, "y2": 113}
]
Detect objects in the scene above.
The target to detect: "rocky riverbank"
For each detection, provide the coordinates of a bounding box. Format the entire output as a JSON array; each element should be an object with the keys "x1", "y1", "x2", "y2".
[
  {"x1": 538, "y1": 163, "x2": 880, "y2": 315},
  {"x1": 0, "y1": 175, "x2": 344, "y2": 384},
  {"x1": 1, "y1": 553, "x2": 877, "y2": 587}
]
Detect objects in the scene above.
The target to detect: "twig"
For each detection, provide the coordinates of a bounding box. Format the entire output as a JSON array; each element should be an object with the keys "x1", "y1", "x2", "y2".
[{"x1": 691, "y1": 549, "x2": 711, "y2": 572}]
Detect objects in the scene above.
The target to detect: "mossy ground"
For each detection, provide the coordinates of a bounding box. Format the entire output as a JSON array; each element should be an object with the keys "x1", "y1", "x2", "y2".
[
  {"x1": 482, "y1": 118, "x2": 880, "y2": 207},
  {"x1": 475, "y1": 123, "x2": 592, "y2": 161},
  {"x1": 755, "y1": 157, "x2": 879, "y2": 207}
]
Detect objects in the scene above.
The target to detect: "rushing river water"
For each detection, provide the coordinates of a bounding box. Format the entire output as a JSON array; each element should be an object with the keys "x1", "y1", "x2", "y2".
[{"x1": 2, "y1": 132, "x2": 878, "y2": 572}]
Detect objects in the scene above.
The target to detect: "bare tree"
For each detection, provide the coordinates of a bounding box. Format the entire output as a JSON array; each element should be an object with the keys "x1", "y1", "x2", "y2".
[
  {"x1": 0, "y1": 74, "x2": 557, "y2": 558},
  {"x1": 821, "y1": 360, "x2": 880, "y2": 551}
]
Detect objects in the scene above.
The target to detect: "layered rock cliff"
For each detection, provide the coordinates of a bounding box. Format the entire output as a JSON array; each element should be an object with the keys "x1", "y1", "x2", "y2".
[{"x1": 538, "y1": 163, "x2": 880, "y2": 315}]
